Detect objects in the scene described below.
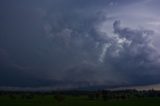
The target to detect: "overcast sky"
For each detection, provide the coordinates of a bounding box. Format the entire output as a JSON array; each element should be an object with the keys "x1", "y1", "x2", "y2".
[{"x1": 0, "y1": 0, "x2": 160, "y2": 89}]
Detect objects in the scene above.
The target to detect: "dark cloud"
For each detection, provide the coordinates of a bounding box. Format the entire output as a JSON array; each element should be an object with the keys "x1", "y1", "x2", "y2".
[
  {"x1": 105, "y1": 20, "x2": 160, "y2": 85},
  {"x1": 0, "y1": 0, "x2": 160, "y2": 88}
]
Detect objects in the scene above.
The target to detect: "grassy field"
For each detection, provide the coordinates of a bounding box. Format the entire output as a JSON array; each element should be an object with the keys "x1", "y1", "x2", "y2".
[{"x1": 0, "y1": 95, "x2": 160, "y2": 106}]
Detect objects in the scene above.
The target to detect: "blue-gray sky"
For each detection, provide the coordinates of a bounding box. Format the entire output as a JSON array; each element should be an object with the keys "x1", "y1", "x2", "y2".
[{"x1": 0, "y1": 0, "x2": 160, "y2": 89}]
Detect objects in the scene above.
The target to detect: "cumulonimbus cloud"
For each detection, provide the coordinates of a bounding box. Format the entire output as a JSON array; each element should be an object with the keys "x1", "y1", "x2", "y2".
[
  {"x1": 1, "y1": 0, "x2": 160, "y2": 88},
  {"x1": 34, "y1": 0, "x2": 160, "y2": 88}
]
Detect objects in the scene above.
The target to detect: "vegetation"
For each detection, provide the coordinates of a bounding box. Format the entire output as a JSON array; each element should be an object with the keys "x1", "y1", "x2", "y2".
[{"x1": 0, "y1": 90, "x2": 160, "y2": 106}]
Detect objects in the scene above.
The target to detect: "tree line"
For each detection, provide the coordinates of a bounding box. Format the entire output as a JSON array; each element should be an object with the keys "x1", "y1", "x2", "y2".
[{"x1": 0, "y1": 89, "x2": 160, "y2": 102}]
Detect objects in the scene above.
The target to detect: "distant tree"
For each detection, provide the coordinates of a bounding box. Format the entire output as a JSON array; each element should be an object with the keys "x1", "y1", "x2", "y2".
[{"x1": 95, "y1": 92, "x2": 100, "y2": 99}]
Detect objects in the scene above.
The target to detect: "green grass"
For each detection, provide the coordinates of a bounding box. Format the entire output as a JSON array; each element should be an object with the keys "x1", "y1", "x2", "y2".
[{"x1": 0, "y1": 95, "x2": 160, "y2": 106}]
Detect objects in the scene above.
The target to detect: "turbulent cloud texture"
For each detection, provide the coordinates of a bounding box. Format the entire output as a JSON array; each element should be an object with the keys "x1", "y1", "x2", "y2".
[{"x1": 0, "y1": 0, "x2": 160, "y2": 88}]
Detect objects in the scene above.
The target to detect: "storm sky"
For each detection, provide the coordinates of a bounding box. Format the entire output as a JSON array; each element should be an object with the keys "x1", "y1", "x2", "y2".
[{"x1": 0, "y1": 0, "x2": 160, "y2": 89}]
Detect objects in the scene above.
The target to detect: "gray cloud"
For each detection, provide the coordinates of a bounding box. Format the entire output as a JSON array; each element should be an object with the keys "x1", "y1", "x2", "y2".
[
  {"x1": 0, "y1": 0, "x2": 160, "y2": 88},
  {"x1": 68, "y1": 20, "x2": 160, "y2": 87},
  {"x1": 103, "y1": 20, "x2": 160, "y2": 85}
]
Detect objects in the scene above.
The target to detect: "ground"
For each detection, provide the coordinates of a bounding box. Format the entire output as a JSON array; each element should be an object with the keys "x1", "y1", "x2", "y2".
[{"x1": 0, "y1": 95, "x2": 160, "y2": 106}]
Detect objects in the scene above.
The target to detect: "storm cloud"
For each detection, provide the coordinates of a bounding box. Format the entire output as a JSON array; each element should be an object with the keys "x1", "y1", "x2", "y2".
[{"x1": 0, "y1": 0, "x2": 160, "y2": 89}]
